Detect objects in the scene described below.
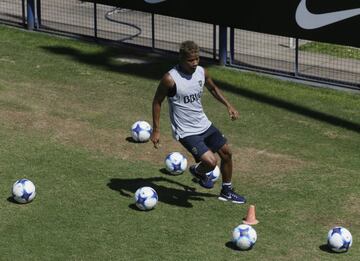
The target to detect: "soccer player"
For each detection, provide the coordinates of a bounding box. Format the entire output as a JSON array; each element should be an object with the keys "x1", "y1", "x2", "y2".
[{"x1": 151, "y1": 40, "x2": 246, "y2": 204}]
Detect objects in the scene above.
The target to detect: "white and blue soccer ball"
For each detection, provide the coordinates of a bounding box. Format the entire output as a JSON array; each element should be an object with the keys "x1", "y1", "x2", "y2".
[
  {"x1": 327, "y1": 226, "x2": 352, "y2": 252},
  {"x1": 206, "y1": 165, "x2": 220, "y2": 182},
  {"x1": 134, "y1": 186, "x2": 158, "y2": 211},
  {"x1": 12, "y1": 178, "x2": 36, "y2": 204},
  {"x1": 165, "y1": 152, "x2": 187, "y2": 175},
  {"x1": 131, "y1": 120, "x2": 152, "y2": 142},
  {"x1": 232, "y1": 224, "x2": 257, "y2": 250}
]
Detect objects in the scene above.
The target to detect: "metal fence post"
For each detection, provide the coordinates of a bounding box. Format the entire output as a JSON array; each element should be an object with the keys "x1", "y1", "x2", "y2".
[
  {"x1": 294, "y1": 38, "x2": 299, "y2": 77},
  {"x1": 36, "y1": 0, "x2": 41, "y2": 28},
  {"x1": 21, "y1": 0, "x2": 26, "y2": 26},
  {"x1": 151, "y1": 13, "x2": 155, "y2": 49},
  {"x1": 27, "y1": 0, "x2": 35, "y2": 30},
  {"x1": 94, "y1": 3, "x2": 97, "y2": 39},
  {"x1": 219, "y1": 25, "x2": 227, "y2": 65},
  {"x1": 229, "y1": 27, "x2": 234, "y2": 64},
  {"x1": 213, "y1": 24, "x2": 217, "y2": 60}
]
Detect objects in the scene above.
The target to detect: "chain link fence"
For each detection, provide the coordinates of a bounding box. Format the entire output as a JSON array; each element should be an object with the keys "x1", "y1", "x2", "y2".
[{"x1": 1, "y1": 0, "x2": 359, "y2": 90}]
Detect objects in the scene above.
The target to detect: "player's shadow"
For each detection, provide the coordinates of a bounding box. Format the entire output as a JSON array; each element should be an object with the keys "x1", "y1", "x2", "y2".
[{"x1": 107, "y1": 176, "x2": 216, "y2": 208}]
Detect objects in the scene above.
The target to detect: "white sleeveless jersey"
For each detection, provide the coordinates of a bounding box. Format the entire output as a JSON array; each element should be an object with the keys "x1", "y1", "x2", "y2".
[{"x1": 168, "y1": 65, "x2": 212, "y2": 140}]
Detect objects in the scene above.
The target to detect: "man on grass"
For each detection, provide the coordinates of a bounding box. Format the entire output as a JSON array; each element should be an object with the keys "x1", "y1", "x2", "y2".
[{"x1": 151, "y1": 40, "x2": 246, "y2": 204}]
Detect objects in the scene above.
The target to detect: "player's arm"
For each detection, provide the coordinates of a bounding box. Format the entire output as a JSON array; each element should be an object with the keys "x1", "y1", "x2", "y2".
[
  {"x1": 204, "y1": 68, "x2": 239, "y2": 120},
  {"x1": 151, "y1": 73, "x2": 175, "y2": 148}
]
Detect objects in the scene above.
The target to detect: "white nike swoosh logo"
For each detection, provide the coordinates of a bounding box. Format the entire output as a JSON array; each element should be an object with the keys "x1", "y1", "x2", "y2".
[
  {"x1": 296, "y1": 0, "x2": 360, "y2": 29},
  {"x1": 144, "y1": 0, "x2": 167, "y2": 4}
]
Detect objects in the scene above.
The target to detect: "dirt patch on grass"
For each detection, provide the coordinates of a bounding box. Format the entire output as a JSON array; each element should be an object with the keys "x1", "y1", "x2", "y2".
[
  {"x1": 303, "y1": 192, "x2": 360, "y2": 228},
  {"x1": 231, "y1": 146, "x2": 305, "y2": 184},
  {"x1": 343, "y1": 194, "x2": 360, "y2": 226},
  {"x1": 0, "y1": 110, "x2": 189, "y2": 165},
  {"x1": 322, "y1": 130, "x2": 350, "y2": 140},
  {"x1": 0, "y1": 110, "x2": 304, "y2": 178}
]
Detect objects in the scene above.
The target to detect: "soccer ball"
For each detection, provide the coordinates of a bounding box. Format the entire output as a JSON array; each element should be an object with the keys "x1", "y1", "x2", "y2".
[
  {"x1": 232, "y1": 224, "x2": 257, "y2": 250},
  {"x1": 134, "y1": 186, "x2": 158, "y2": 211},
  {"x1": 206, "y1": 165, "x2": 220, "y2": 182},
  {"x1": 327, "y1": 226, "x2": 352, "y2": 252},
  {"x1": 164, "y1": 152, "x2": 187, "y2": 175},
  {"x1": 12, "y1": 179, "x2": 36, "y2": 204},
  {"x1": 131, "y1": 120, "x2": 152, "y2": 142}
]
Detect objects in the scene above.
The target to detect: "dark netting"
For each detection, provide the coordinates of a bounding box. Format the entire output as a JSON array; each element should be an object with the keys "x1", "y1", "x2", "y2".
[
  {"x1": 38, "y1": 0, "x2": 94, "y2": 36},
  {"x1": 0, "y1": 0, "x2": 25, "y2": 27},
  {"x1": 153, "y1": 15, "x2": 216, "y2": 59}
]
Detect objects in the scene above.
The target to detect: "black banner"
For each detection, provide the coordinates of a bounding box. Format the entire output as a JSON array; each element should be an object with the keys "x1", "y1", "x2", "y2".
[{"x1": 91, "y1": 0, "x2": 360, "y2": 47}]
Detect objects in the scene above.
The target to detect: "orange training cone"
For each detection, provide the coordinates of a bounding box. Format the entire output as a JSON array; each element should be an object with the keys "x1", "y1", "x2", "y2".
[{"x1": 242, "y1": 204, "x2": 259, "y2": 225}]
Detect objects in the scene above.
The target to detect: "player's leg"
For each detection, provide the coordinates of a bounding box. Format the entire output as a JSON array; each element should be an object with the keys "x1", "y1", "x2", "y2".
[
  {"x1": 203, "y1": 126, "x2": 246, "y2": 204},
  {"x1": 179, "y1": 134, "x2": 216, "y2": 189},
  {"x1": 217, "y1": 143, "x2": 232, "y2": 183},
  {"x1": 188, "y1": 150, "x2": 218, "y2": 189},
  {"x1": 189, "y1": 150, "x2": 217, "y2": 189},
  {"x1": 217, "y1": 144, "x2": 246, "y2": 204},
  {"x1": 187, "y1": 125, "x2": 223, "y2": 189},
  {"x1": 195, "y1": 150, "x2": 217, "y2": 174}
]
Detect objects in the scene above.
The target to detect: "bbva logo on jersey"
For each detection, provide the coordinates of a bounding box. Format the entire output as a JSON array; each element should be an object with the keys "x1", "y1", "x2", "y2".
[{"x1": 183, "y1": 91, "x2": 202, "y2": 104}]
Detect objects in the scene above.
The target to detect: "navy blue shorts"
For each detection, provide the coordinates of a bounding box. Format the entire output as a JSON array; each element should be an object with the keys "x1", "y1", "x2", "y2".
[{"x1": 179, "y1": 125, "x2": 227, "y2": 161}]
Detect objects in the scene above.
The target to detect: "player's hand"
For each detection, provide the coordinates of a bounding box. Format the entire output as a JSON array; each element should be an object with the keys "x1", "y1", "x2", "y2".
[
  {"x1": 228, "y1": 106, "x2": 239, "y2": 120},
  {"x1": 150, "y1": 130, "x2": 160, "y2": 149}
]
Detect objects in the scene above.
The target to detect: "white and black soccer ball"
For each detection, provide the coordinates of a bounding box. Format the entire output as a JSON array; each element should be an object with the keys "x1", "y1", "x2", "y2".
[
  {"x1": 327, "y1": 226, "x2": 352, "y2": 252},
  {"x1": 131, "y1": 120, "x2": 152, "y2": 142},
  {"x1": 232, "y1": 224, "x2": 257, "y2": 250},
  {"x1": 206, "y1": 165, "x2": 220, "y2": 182},
  {"x1": 164, "y1": 152, "x2": 187, "y2": 175},
  {"x1": 134, "y1": 186, "x2": 158, "y2": 211},
  {"x1": 12, "y1": 178, "x2": 36, "y2": 204}
]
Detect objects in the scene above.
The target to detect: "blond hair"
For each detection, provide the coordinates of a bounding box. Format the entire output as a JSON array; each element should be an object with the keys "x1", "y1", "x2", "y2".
[{"x1": 179, "y1": 41, "x2": 199, "y2": 60}]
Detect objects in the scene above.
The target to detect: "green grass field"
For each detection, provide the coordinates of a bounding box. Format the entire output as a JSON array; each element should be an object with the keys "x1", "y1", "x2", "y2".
[
  {"x1": 0, "y1": 25, "x2": 359, "y2": 260},
  {"x1": 299, "y1": 42, "x2": 360, "y2": 60}
]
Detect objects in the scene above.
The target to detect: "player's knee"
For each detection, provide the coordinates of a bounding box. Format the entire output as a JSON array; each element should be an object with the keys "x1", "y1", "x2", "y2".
[
  {"x1": 201, "y1": 151, "x2": 218, "y2": 169},
  {"x1": 220, "y1": 146, "x2": 232, "y2": 162},
  {"x1": 207, "y1": 156, "x2": 218, "y2": 169},
  {"x1": 226, "y1": 149, "x2": 233, "y2": 160},
  {"x1": 202, "y1": 156, "x2": 217, "y2": 169}
]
